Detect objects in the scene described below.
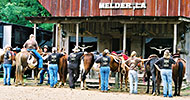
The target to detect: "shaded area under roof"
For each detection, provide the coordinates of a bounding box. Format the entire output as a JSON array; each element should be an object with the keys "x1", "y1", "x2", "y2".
[{"x1": 25, "y1": 16, "x2": 190, "y2": 24}]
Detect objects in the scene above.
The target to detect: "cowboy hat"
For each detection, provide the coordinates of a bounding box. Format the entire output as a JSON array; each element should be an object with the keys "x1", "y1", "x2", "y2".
[
  {"x1": 44, "y1": 45, "x2": 48, "y2": 49},
  {"x1": 5, "y1": 44, "x2": 12, "y2": 49},
  {"x1": 52, "y1": 47, "x2": 57, "y2": 52},
  {"x1": 103, "y1": 49, "x2": 110, "y2": 54},
  {"x1": 72, "y1": 46, "x2": 80, "y2": 52},
  {"x1": 163, "y1": 50, "x2": 170, "y2": 58}
]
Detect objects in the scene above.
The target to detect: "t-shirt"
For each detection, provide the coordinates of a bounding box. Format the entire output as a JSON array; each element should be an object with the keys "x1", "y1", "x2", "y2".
[
  {"x1": 95, "y1": 56, "x2": 110, "y2": 67},
  {"x1": 155, "y1": 57, "x2": 176, "y2": 69},
  {"x1": 126, "y1": 57, "x2": 141, "y2": 70},
  {"x1": 48, "y1": 53, "x2": 63, "y2": 64},
  {"x1": 68, "y1": 52, "x2": 84, "y2": 69},
  {"x1": 4, "y1": 51, "x2": 12, "y2": 64}
]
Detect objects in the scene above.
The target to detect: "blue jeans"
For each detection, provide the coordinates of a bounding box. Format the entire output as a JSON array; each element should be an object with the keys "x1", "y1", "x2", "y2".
[
  {"x1": 39, "y1": 67, "x2": 50, "y2": 84},
  {"x1": 100, "y1": 67, "x2": 110, "y2": 91},
  {"x1": 3, "y1": 64, "x2": 12, "y2": 85},
  {"x1": 161, "y1": 69, "x2": 173, "y2": 97},
  {"x1": 27, "y1": 49, "x2": 43, "y2": 68},
  {"x1": 48, "y1": 64, "x2": 58, "y2": 87},
  {"x1": 128, "y1": 70, "x2": 138, "y2": 94}
]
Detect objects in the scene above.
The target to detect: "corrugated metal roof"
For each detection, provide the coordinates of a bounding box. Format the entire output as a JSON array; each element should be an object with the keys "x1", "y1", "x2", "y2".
[{"x1": 38, "y1": 0, "x2": 190, "y2": 17}]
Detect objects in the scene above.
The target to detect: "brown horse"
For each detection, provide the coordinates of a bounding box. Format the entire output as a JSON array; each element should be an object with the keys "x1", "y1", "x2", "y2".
[
  {"x1": 80, "y1": 53, "x2": 94, "y2": 90},
  {"x1": 172, "y1": 57, "x2": 186, "y2": 96},
  {"x1": 109, "y1": 55, "x2": 129, "y2": 91},
  {"x1": 15, "y1": 50, "x2": 40, "y2": 86},
  {"x1": 57, "y1": 54, "x2": 68, "y2": 87}
]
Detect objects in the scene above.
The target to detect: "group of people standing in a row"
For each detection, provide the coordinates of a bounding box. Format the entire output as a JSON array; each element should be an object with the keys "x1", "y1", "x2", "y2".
[
  {"x1": 96, "y1": 49, "x2": 175, "y2": 98},
  {"x1": 2, "y1": 34, "x2": 176, "y2": 98}
]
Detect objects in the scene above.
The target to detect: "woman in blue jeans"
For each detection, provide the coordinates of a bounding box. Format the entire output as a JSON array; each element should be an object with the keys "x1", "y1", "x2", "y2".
[
  {"x1": 47, "y1": 47, "x2": 63, "y2": 88},
  {"x1": 154, "y1": 50, "x2": 175, "y2": 97},
  {"x1": 3, "y1": 45, "x2": 13, "y2": 86},
  {"x1": 95, "y1": 49, "x2": 110, "y2": 92}
]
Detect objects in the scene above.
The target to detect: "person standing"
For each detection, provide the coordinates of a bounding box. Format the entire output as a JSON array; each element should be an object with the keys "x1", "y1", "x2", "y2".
[
  {"x1": 126, "y1": 51, "x2": 149, "y2": 94},
  {"x1": 95, "y1": 49, "x2": 111, "y2": 92},
  {"x1": 154, "y1": 50, "x2": 175, "y2": 97},
  {"x1": 67, "y1": 46, "x2": 84, "y2": 89},
  {"x1": 3, "y1": 45, "x2": 13, "y2": 86},
  {"x1": 23, "y1": 34, "x2": 43, "y2": 68},
  {"x1": 39, "y1": 45, "x2": 50, "y2": 85},
  {"x1": 47, "y1": 47, "x2": 63, "y2": 88}
]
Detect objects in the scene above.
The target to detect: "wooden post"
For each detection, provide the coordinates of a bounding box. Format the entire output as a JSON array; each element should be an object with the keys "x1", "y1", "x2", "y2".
[
  {"x1": 57, "y1": 24, "x2": 61, "y2": 51},
  {"x1": 32, "y1": 23, "x2": 37, "y2": 79},
  {"x1": 34, "y1": 23, "x2": 37, "y2": 39},
  {"x1": 76, "y1": 23, "x2": 79, "y2": 47},
  {"x1": 115, "y1": 72, "x2": 119, "y2": 89},
  {"x1": 173, "y1": 24, "x2": 177, "y2": 54},
  {"x1": 123, "y1": 24, "x2": 127, "y2": 53},
  {"x1": 185, "y1": 26, "x2": 190, "y2": 83},
  {"x1": 55, "y1": 23, "x2": 59, "y2": 48}
]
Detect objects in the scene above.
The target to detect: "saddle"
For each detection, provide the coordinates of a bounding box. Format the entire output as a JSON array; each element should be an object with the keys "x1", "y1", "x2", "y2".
[{"x1": 27, "y1": 51, "x2": 38, "y2": 69}]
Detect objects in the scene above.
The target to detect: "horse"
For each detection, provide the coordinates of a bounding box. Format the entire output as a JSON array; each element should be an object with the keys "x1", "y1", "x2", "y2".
[
  {"x1": 143, "y1": 54, "x2": 161, "y2": 95},
  {"x1": 57, "y1": 54, "x2": 68, "y2": 87},
  {"x1": 80, "y1": 52, "x2": 94, "y2": 90},
  {"x1": 109, "y1": 54, "x2": 129, "y2": 91},
  {"x1": 172, "y1": 56, "x2": 186, "y2": 96},
  {"x1": 15, "y1": 50, "x2": 40, "y2": 86}
]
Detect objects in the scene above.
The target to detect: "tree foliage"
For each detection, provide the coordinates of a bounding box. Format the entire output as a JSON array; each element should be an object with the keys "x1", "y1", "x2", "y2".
[{"x1": 0, "y1": 0, "x2": 53, "y2": 30}]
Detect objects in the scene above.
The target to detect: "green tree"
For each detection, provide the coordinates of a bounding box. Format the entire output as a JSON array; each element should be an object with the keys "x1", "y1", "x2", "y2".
[{"x1": 0, "y1": 0, "x2": 53, "y2": 31}]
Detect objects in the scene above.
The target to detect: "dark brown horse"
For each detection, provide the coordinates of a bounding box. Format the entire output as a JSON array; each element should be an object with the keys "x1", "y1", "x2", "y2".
[
  {"x1": 172, "y1": 57, "x2": 186, "y2": 96},
  {"x1": 143, "y1": 54, "x2": 161, "y2": 95},
  {"x1": 15, "y1": 50, "x2": 40, "y2": 86},
  {"x1": 57, "y1": 54, "x2": 68, "y2": 87},
  {"x1": 80, "y1": 53, "x2": 94, "y2": 90}
]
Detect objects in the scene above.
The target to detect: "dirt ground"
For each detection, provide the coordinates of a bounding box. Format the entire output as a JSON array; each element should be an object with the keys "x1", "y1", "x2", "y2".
[{"x1": 0, "y1": 84, "x2": 189, "y2": 100}]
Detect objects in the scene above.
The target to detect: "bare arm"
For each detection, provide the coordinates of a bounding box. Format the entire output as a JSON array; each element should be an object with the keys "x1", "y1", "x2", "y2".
[{"x1": 154, "y1": 64, "x2": 161, "y2": 71}]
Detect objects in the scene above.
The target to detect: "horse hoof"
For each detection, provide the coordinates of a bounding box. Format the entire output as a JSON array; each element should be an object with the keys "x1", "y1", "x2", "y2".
[
  {"x1": 98, "y1": 87, "x2": 101, "y2": 90},
  {"x1": 81, "y1": 88, "x2": 85, "y2": 90},
  {"x1": 15, "y1": 84, "x2": 18, "y2": 87},
  {"x1": 152, "y1": 93, "x2": 156, "y2": 96}
]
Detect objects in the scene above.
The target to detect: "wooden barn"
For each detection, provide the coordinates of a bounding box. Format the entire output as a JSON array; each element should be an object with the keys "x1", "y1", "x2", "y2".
[{"x1": 26, "y1": 0, "x2": 190, "y2": 82}]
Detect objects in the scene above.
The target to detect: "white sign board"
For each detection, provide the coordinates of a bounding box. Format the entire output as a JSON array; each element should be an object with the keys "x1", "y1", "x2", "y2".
[{"x1": 99, "y1": 3, "x2": 147, "y2": 9}]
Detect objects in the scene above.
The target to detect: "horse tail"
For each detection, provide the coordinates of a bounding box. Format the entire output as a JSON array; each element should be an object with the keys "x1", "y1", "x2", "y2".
[{"x1": 178, "y1": 61, "x2": 183, "y2": 78}]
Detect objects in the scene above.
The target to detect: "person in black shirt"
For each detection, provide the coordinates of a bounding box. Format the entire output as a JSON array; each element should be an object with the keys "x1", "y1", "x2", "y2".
[
  {"x1": 39, "y1": 45, "x2": 50, "y2": 85},
  {"x1": 3, "y1": 45, "x2": 13, "y2": 86},
  {"x1": 95, "y1": 49, "x2": 111, "y2": 92},
  {"x1": 154, "y1": 50, "x2": 175, "y2": 97},
  {"x1": 47, "y1": 47, "x2": 63, "y2": 88},
  {"x1": 68, "y1": 46, "x2": 84, "y2": 89}
]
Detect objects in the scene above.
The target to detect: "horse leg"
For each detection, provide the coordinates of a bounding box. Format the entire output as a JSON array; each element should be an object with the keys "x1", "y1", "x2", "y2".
[
  {"x1": 15, "y1": 67, "x2": 19, "y2": 87},
  {"x1": 120, "y1": 73, "x2": 123, "y2": 91},
  {"x1": 98, "y1": 73, "x2": 101, "y2": 90},
  {"x1": 178, "y1": 76, "x2": 183, "y2": 96},
  {"x1": 152, "y1": 74, "x2": 156, "y2": 95},
  {"x1": 156, "y1": 72, "x2": 161, "y2": 96},
  {"x1": 173, "y1": 78, "x2": 178, "y2": 96},
  {"x1": 58, "y1": 70, "x2": 63, "y2": 88},
  {"x1": 80, "y1": 70, "x2": 84, "y2": 90},
  {"x1": 125, "y1": 72, "x2": 128, "y2": 91},
  {"x1": 145, "y1": 75, "x2": 150, "y2": 93}
]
